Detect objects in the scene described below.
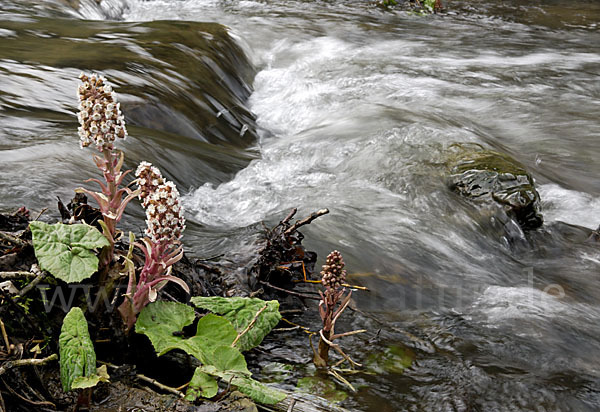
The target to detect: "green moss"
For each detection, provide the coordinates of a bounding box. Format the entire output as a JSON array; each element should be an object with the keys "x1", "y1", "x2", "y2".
[
  {"x1": 364, "y1": 344, "x2": 415, "y2": 375},
  {"x1": 296, "y1": 376, "x2": 348, "y2": 403}
]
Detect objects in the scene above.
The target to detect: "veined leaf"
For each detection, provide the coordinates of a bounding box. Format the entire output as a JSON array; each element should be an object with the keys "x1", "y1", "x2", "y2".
[
  {"x1": 196, "y1": 362, "x2": 285, "y2": 405},
  {"x1": 59, "y1": 307, "x2": 96, "y2": 392},
  {"x1": 231, "y1": 376, "x2": 286, "y2": 405},
  {"x1": 186, "y1": 313, "x2": 238, "y2": 363},
  {"x1": 135, "y1": 303, "x2": 238, "y2": 361},
  {"x1": 190, "y1": 296, "x2": 281, "y2": 352},
  {"x1": 195, "y1": 313, "x2": 237, "y2": 346},
  {"x1": 30, "y1": 222, "x2": 109, "y2": 283},
  {"x1": 136, "y1": 301, "x2": 285, "y2": 405},
  {"x1": 185, "y1": 368, "x2": 218, "y2": 401},
  {"x1": 135, "y1": 301, "x2": 195, "y2": 356},
  {"x1": 71, "y1": 365, "x2": 110, "y2": 389},
  {"x1": 209, "y1": 345, "x2": 250, "y2": 376}
]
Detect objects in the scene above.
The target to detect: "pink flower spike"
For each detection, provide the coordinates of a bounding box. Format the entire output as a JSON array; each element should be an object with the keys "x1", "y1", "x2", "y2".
[
  {"x1": 115, "y1": 150, "x2": 125, "y2": 174},
  {"x1": 144, "y1": 274, "x2": 190, "y2": 295},
  {"x1": 77, "y1": 73, "x2": 127, "y2": 152}
]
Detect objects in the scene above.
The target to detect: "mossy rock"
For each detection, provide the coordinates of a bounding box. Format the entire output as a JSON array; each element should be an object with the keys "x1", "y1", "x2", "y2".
[{"x1": 447, "y1": 144, "x2": 543, "y2": 230}]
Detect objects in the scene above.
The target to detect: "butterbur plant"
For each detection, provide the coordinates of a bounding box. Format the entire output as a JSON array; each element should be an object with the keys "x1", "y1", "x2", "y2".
[
  {"x1": 75, "y1": 73, "x2": 139, "y2": 271},
  {"x1": 312, "y1": 251, "x2": 365, "y2": 373},
  {"x1": 118, "y1": 162, "x2": 190, "y2": 331}
]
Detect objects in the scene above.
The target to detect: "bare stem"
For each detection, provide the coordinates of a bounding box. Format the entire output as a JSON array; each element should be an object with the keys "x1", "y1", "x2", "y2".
[
  {"x1": 0, "y1": 232, "x2": 28, "y2": 249},
  {"x1": 16, "y1": 270, "x2": 46, "y2": 299},
  {"x1": 0, "y1": 272, "x2": 36, "y2": 280},
  {"x1": 99, "y1": 361, "x2": 184, "y2": 398},
  {"x1": 284, "y1": 209, "x2": 329, "y2": 236},
  {"x1": 232, "y1": 303, "x2": 268, "y2": 348},
  {"x1": 0, "y1": 319, "x2": 10, "y2": 352},
  {"x1": 330, "y1": 329, "x2": 367, "y2": 340},
  {"x1": 0, "y1": 354, "x2": 58, "y2": 376},
  {"x1": 98, "y1": 150, "x2": 118, "y2": 270}
]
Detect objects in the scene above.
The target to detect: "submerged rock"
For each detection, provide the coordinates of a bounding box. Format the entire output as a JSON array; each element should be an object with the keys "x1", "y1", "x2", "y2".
[{"x1": 448, "y1": 144, "x2": 543, "y2": 230}]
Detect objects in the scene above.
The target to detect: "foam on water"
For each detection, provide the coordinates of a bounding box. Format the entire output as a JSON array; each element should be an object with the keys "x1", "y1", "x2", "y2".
[
  {"x1": 474, "y1": 286, "x2": 568, "y2": 323},
  {"x1": 539, "y1": 183, "x2": 600, "y2": 229}
]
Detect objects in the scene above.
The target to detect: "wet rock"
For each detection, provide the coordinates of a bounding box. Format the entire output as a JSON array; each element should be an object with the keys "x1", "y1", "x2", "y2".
[
  {"x1": 448, "y1": 144, "x2": 543, "y2": 230},
  {"x1": 588, "y1": 225, "x2": 600, "y2": 242}
]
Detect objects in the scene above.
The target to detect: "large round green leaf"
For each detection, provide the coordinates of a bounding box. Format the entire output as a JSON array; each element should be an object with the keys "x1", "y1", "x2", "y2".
[{"x1": 30, "y1": 222, "x2": 110, "y2": 283}]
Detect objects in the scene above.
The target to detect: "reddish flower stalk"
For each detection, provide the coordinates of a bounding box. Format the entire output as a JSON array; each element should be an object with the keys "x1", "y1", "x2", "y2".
[
  {"x1": 74, "y1": 73, "x2": 138, "y2": 270},
  {"x1": 118, "y1": 162, "x2": 190, "y2": 331},
  {"x1": 312, "y1": 251, "x2": 364, "y2": 369}
]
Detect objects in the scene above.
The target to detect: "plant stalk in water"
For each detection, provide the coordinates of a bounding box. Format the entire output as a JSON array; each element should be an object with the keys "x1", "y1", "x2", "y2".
[{"x1": 312, "y1": 250, "x2": 365, "y2": 369}]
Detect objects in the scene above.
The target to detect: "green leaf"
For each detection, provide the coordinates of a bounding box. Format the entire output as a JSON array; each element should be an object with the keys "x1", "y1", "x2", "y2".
[
  {"x1": 59, "y1": 307, "x2": 96, "y2": 392},
  {"x1": 136, "y1": 301, "x2": 284, "y2": 405},
  {"x1": 195, "y1": 313, "x2": 238, "y2": 347},
  {"x1": 230, "y1": 376, "x2": 286, "y2": 405},
  {"x1": 190, "y1": 297, "x2": 282, "y2": 352},
  {"x1": 136, "y1": 303, "x2": 238, "y2": 362},
  {"x1": 135, "y1": 301, "x2": 196, "y2": 356},
  {"x1": 186, "y1": 314, "x2": 238, "y2": 363},
  {"x1": 30, "y1": 222, "x2": 110, "y2": 283},
  {"x1": 185, "y1": 368, "x2": 218, "y2": 401},
  {"x1": 71, "y1": 365, "x2": 110, "y2": 389},
  {"x1": 196, "y1": 362, "x2": 285, "y2": 405},
  {"x1": 209, "y1": 345, "x2": 250, "y2": 375}
]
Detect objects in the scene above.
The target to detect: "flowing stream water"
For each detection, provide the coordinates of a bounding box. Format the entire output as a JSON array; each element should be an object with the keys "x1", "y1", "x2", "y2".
[{"x1": 1, "y1": 0, "x2": 600, "y2": 410}]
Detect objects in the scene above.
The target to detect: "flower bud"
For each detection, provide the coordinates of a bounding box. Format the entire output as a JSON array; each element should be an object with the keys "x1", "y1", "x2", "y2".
[{"x1": 321, "y1": 250, "x2": 347, "y2": 289}]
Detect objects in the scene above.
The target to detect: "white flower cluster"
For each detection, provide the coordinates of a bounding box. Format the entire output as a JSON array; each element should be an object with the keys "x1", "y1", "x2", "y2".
[
  {"x1": 321, "y1": 250, "x2": 347, "y2": 289},
  {"x1": 135, "y1": 162, "x2": 186, "y2": 243},
  {"x1": 77, "y1": 72, "x2": 127, "y2": 151},
  {"x1": 136, "y1": 161, "x2": 164, "y2": 207}
]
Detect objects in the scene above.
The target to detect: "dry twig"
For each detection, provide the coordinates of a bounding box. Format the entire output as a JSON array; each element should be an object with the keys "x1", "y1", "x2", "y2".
[
  {"x1": 99, "y1": 361, "x2": 184, "y2": 398},
  {"x1": 0, "y1": 320, "x2": 9, "y2": 353},
  {"x1": 0, "y1": 232, "x2": 28, "y2": 249},
  {"x1": 0, "y1": 353, "x2": 58, "y2": 376},
  {"x1": 259, "y1": 281, "x2": 320, "y2": 300},
  {"x1": 0, "y1": 272, "x2": 37, "y2": 280},
  {"x1": 284, "y1": 209, "x2": 329, "y2": 236},
  {"x1": 1, "y1": 377, "x2": 56, "y2": 409},
  {"x1": 16, "y1": 266, "x2": 46, "y2": 298},
  {"x1": 232, "y1": 303, "x2": 268, "y2": 348}
]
